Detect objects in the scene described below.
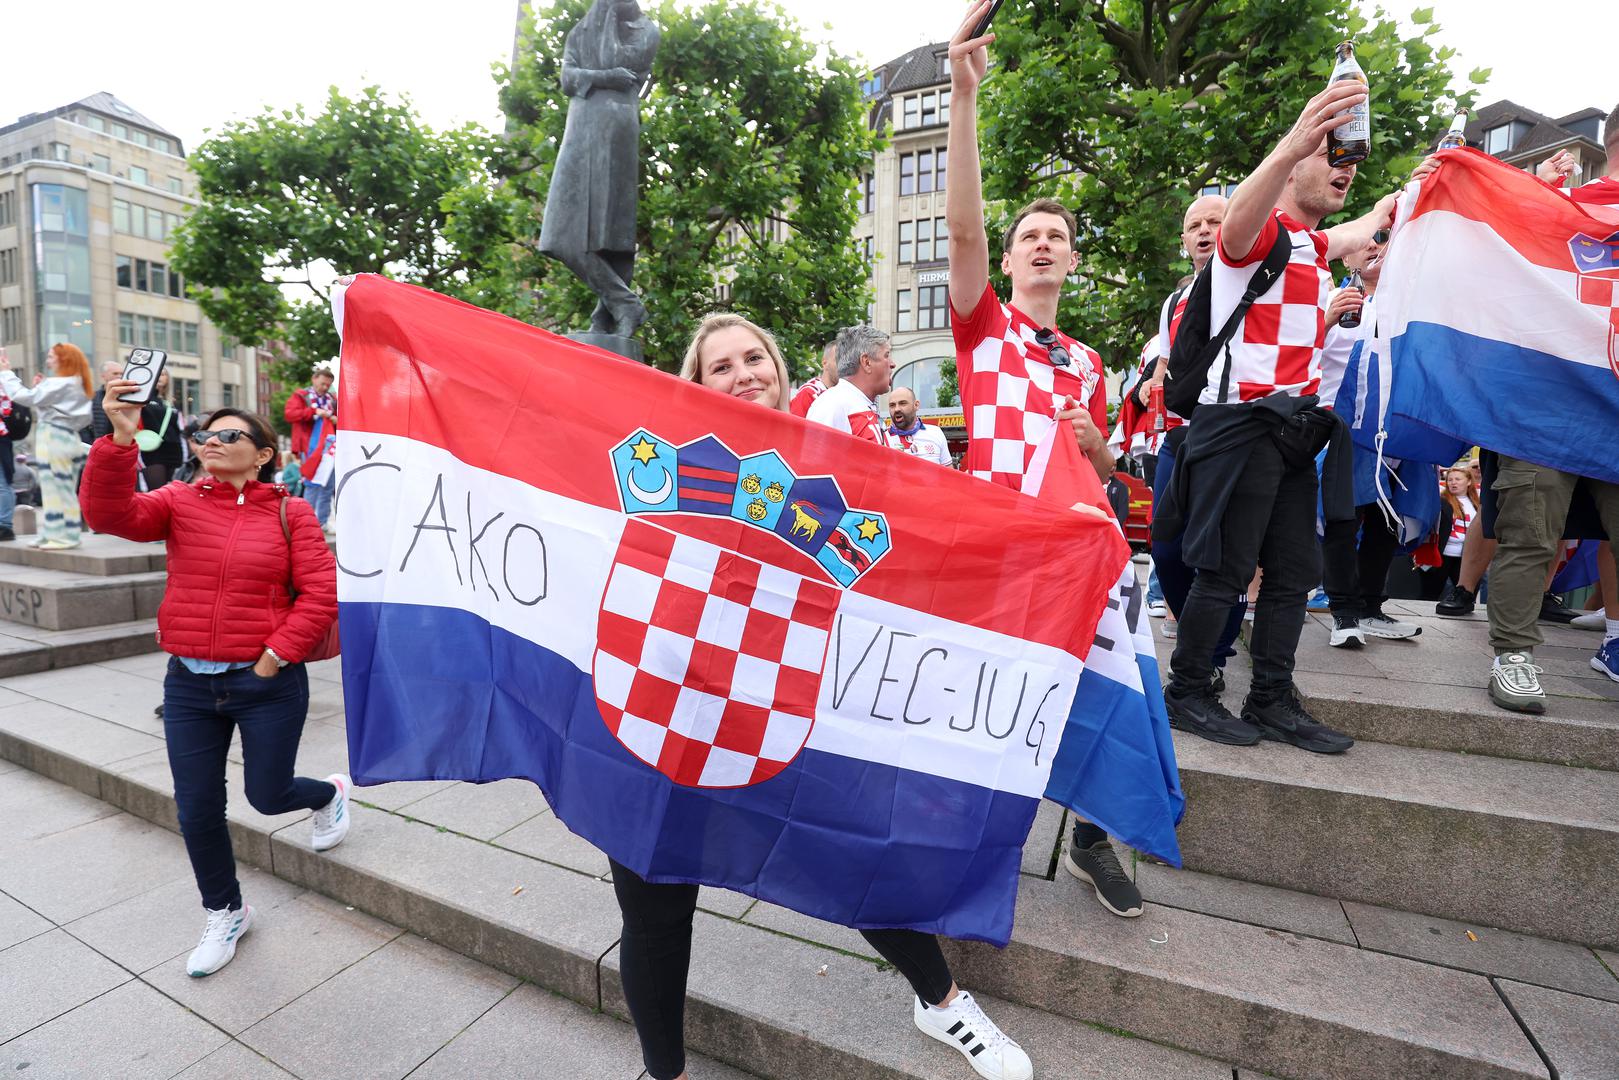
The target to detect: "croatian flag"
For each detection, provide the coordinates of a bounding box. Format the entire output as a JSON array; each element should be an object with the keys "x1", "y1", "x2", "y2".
[
  {"x1": 1022, "y1": 423, "x2": 1184, "y2": 862},
  {"x1": 330, "y1": 276, "x2": 1132, "y2": 945},
  {"x1": 1377, "y1": 149, "x2": 1619, "y2": 484}
]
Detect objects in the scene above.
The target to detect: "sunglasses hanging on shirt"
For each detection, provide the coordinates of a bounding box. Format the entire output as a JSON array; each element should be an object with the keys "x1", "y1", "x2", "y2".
[{"x1": 1034, "y1": 327, "x2": 1072, "y2": 368}]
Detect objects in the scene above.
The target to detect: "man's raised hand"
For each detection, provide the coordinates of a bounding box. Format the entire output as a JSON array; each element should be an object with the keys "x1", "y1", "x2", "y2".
[
  {"x1": 949, "y1": 0, "x2": 996, "y2": 94},
  {"x1": 1277, "y1": 81, "x2": 1369, "y2": 164}
]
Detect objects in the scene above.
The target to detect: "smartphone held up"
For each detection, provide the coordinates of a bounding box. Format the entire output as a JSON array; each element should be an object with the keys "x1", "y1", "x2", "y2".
[
  {"x1": 971, "y1": 0, "x2": 1005, "y2": 39},
  {"x1": 117, "y1": 348, "x2": 168, "y2": 405}
]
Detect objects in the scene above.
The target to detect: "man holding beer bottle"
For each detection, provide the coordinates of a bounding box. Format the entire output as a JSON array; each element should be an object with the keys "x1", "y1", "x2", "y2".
[{"x1": 1158, "y1": 77, "x2": 1398, "y2": 753}]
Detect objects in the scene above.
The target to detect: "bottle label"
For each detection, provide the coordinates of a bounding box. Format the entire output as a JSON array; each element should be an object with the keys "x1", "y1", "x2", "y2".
[{"x1": 1335, "y1": 99, "x2": 1370, "y2": 142}]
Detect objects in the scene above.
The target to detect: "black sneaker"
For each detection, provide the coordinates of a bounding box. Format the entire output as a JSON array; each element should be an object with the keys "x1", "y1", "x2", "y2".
[
  {"x1": 1210, "y1": 668, "x2": 1226, "y2": 695},
  {"x1": 1165, "y1": 684, "x2": 1262, "y2": 746},
  {"x1": 1435, "y1": 584, "x2": 1476, "y2": 617},
  {"x1": 0, "y1": 527, "x2": 13, "y2": 542},
  {"x1": 153, "y1": 704, "x2": 164, "y2": 719},
  {"x1": 1063, "y1": 835, "x2": 1143, "y2": 918},
  {"x1": 1242, "y1": 692, "x2": 1354, "y2": 754},
  {"x1": 1539, "y1": 593, "x2": 1579, "y2": 624}
]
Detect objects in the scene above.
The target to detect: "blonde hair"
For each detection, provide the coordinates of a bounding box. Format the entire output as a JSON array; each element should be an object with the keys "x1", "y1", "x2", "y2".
[{"x1": 677, "y1": 313, "x2": 791, "y2": 411}]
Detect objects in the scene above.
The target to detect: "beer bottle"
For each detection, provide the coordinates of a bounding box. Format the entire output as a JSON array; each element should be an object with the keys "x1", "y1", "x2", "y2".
[
  {"x1": 1339, "y1": 270, "x2": 1364, "y2": 329},
  {"x1": 1437, "y1": 111, "x2": 1468, "y2": 151},
  {"x1": 1327, "y1": 40, "x2": 1371, "y2": 168}
]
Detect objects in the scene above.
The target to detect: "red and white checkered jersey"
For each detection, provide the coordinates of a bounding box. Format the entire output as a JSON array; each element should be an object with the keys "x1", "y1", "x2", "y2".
[
  {"x1": 1202, "y1": 210, "x2": 1330, "y2": 406},
  {"x1": 789, "y1": 377, "x2": 828, "y2": 418},
  {"x1": 1156, "y1": 288, "x2": 1192, "y2": 359},
  {"x1": 950, "y1": 282, "x2": 1106, "y2": 491},
  {"x1": 804, "y1": 379, "x2": 896, "y2": 448}
]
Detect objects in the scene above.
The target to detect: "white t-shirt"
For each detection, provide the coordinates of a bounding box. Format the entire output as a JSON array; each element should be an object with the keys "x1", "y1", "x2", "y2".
[
  {"x1": 805, "y1": 380, "x2": 894, "y2": 448},
  {"x1": 1444, "y1": 495, "x2": 1476, "y2": 557},
  {"x1": 1203, "y1": 210, "x2": 1331, "y2": 406},
  {"x1": 890, "y1": 423, "x2": 952, "y2": 465}
]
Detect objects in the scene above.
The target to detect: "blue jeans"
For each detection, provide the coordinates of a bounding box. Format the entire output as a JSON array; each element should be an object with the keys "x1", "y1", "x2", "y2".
[
  {"x1": 304, "y1": 482, "x2": 332, "y2": 526},
  {"x1": 162, "y1": 659, "x2": 335, "y2": 910},
  {"x1": 1151, "y1": 437, "x2": 1247, "y2": 669},
  {"x1": 0, "y1": 438, "x2": 14, "y2": 528},
  {"x1": 1146, "y1": 569, "x2": 1164, "y2": 607}
]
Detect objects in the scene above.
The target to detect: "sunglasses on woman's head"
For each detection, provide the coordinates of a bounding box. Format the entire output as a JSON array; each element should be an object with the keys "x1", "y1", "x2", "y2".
[{"x1": 189, "y1": 429, "x2": 257, "y2": 447}]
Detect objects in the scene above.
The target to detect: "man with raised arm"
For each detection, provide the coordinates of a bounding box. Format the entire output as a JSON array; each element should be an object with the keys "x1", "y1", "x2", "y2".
[
  {"x1": 944, "y1": 0, "x2": 1140, "y2": 921},
  {"x1": 1156, "y1": 80, "x2": 1398, "y2": 754}
]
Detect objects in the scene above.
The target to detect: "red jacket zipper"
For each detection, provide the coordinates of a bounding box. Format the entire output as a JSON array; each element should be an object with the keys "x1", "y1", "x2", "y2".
[{"x1": 207, "y1": 487, "x2": 250, "y2": 660}]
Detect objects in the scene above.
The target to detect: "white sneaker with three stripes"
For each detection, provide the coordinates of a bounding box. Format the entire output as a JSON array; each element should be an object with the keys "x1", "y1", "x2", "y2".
[
  {"x1": 913, "y1": 990, "x2": 1034, "y2": 1080},
  {"x1": 187, "y1": 904, "x2": 253, "y2": 977}
]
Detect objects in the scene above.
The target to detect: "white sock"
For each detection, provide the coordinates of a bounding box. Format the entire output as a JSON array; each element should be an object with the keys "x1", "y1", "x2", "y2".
[{"x1": 1606, "y1": 618, "x2": 1619, "y2": 644}]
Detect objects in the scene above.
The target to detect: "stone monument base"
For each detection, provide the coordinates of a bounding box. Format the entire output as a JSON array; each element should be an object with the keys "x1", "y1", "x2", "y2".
[{"x1": 568, "y1": 332, "x2": 644, "y2": 364}]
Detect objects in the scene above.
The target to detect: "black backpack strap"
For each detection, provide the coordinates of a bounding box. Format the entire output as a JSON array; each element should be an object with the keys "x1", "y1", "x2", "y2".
[{"x1": 1211, "y1": 226, "x2": 1294, "y2": 404}]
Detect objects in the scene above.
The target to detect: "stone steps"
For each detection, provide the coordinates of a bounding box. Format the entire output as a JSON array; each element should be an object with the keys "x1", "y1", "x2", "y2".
[
  {"x1": 0, "y1": 535, "x2": 165, "y2": 577},
  {"x1": 9, "y1": 708, "x2": 1618, "y2": 1080},
  {"x1": 0, "y1": 564, "x2": 166, "y2": 631},
  {"x1": 0, "y1": 618, "x2": 160, "y2": 677},
  {"x1": 1172, "y1": 732, "x2": 1619, "y2": 950}
]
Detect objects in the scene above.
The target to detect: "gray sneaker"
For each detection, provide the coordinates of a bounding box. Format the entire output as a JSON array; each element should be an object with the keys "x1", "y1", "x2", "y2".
[
  {"x1": 1362, "y1": 613, "x2": 1421, "y2": 640},
  {"x1": 1490, "y1": 653, "x2": 1546, "y2": 714}
]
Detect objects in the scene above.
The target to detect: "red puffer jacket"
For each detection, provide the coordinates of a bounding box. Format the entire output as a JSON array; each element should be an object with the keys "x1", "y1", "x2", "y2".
[{"x1": 81, "y1": 437, "x2": 337, "y2": 664}]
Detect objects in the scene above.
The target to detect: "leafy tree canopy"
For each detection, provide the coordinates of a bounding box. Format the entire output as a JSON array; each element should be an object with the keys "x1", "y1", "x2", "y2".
[
  {"x1": 976, "y1": 0, "x2": 1488, "y2": 372},
  {"x1": 170, "y1": 86, "x2": 524, "y2": 384}
]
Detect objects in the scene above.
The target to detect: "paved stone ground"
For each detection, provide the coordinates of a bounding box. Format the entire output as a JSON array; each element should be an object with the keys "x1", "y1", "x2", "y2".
[{"x1": 0, "y1": 766, "x2": 757, "y2": 1080}]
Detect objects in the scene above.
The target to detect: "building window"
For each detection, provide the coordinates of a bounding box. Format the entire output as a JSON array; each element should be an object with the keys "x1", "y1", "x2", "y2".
[
  {"x1": 898, "y1": 217, "x2": 949, "y2": 265},
  {"x1": 150, "y1": 263, "x2": 168, "y2": 296},
  {"x1": 0, "y1": 191, "x2": 12, "y2": 228},
  {"x1": 221, "y1": 385, "x2": 235, "y2": 407},
  {"x1": 174, "y1": 378, "x2": 200, "y2": 414},
  {"x1": 1485, "y1": 124, "x2": 1512, "y2": 155},
  {"x1": 899, "y1": 153, "x2": 916, "y2": 196},
  {"x1": 91, "y1": 154, "x2": 111, "y2": 173},
  {"x1": 135, "y1": 259, "x2": 148, "y2": 292},
  {"x1": 919, "y1": 93, "x2": 938, "y2": 127},
  {"x1": 900, "y1": 147, "x2": 947, "y2": 195},
  {"x1": 0, "y1": 249, "x2": 15, "y2": 286},
  {"x1": 153, "y1": 136, "x2": 171, "y2": 155},
  {"x1": 84, "y1": 114, "x2": 106, "y2": 133},
  {"x1": 902, "y1": 96, "x2": 919, "y2": 130},
  {"x1": 859, "y1": 172, "x2": 875, "y2": 214},
  {"x1": 113, "y1": 198, "x2": 130, "y2": 234},
  {"x1": 897, "y1": 289, "x2": 914, "y2": 333},
  {"x1": 167, "y1": 177, "x2": 183, "y2": 195},
  {"x1": 131, "y1": 130, "x2": 149, "y2": 148},
  {"x1": 50, "y1": 142, "x2": 72, "y2": 162},
  {"x1": 917, "y1": 285, "x2": 949, "y2": 330},
  {"x1": 111, "y1": 122, "x2": 128, "y2": 140},
  {"x1": 118, "y1": 312, "x2": 134, "y2": 345},
  {"x1": 128, "y1": 166, "x2": 148, "y2": 187},
  {"x1": 183, "y1": 322, "x2": 199, "y2": 355},
  {"x1": 1, "y1": 307, "x2": 21, "y2": 344},
  {"x1": 115, "y1": 255, "x2": 132, "y2": 289}
]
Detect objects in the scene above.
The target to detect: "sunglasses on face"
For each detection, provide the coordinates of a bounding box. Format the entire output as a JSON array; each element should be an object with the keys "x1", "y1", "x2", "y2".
[
  {"x1": 189, "y1": 429, "x2": 260, "y2": 447},
  {"x1": 1034, "y1": 328, "x2": 1072, "y2": 368}
]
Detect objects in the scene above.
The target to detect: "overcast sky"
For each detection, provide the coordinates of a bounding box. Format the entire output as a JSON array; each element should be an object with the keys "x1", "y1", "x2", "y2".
[{"x1": 6, "y1": 0, "x2": 1609, "y2": 153}]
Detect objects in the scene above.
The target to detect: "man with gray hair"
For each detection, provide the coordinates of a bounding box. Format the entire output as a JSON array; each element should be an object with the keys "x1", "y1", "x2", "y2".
[{"x1": 806, "y1": 325, "x2": 897, "y2": 447}]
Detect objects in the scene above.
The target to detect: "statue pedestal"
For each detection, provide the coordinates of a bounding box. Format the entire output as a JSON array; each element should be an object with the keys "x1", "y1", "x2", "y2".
[{"x1": 568, "y1": 332, "x2": 644, "y2": 364}]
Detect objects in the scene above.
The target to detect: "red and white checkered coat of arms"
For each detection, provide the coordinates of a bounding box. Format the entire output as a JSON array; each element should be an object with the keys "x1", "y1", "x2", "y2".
[{"x1": 592, "y1": 518, "x2": 839, "y2": 789}]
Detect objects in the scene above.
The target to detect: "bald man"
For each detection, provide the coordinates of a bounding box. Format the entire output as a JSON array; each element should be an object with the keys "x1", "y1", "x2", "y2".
[{"x1": 886, "y1": 386, "x2": 952, "y2": 466}]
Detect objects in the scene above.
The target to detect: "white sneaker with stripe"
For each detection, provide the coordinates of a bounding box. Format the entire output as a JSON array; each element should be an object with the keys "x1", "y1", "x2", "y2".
[
  {"x1": 187, "y1": 904, "x2": 253, "y2": 977},
  {"x1": 913, "y1": 990, "x2": 1034, "y2": 1080},
  {"x1": 311, "y1": 773, "x2": 352, "y2": 851}
]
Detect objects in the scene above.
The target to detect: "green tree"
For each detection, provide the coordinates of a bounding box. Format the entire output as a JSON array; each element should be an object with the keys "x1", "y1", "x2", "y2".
[
  {"x1": 500, "y1": 0, "x2": 882, "y2": 374},
  {"x1": 171, "y1": 87, "x2": 526, "y2": 385},
  {"x1": 977, "y1": 1, "x2": 1488, "y2": 370}
]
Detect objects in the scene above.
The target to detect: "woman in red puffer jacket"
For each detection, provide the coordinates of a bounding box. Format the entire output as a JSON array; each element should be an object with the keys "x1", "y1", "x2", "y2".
[{"x1": 83, "y1": 378, "x2": 349, "y2": 980}]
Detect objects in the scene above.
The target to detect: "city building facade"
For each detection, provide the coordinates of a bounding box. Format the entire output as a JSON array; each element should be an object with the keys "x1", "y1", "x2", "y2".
[
  {"x1": 0, "y1": 93, "x2": 255, "y2": 417},
  {"x1": 857, "y1": 43, "x2": 957, "y2": 419},
  {"x1": 1465, "y1": 100, "x2": 1610, "y2": 178}
]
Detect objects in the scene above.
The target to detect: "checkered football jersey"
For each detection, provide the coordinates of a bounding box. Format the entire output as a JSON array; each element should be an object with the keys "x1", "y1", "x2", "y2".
[
  {"x1": 788, "y1": 377, "x2": 827, "y2": 418},
  {"x1": 950, "y1": 283, "x2": 1107, "y2": 491},
  {"x1": 1201, "y1": 210, "x2": 1331, "y2": 406},
  {"x1": 594, "y1": 519, "x2": 838, "y2": 788}
]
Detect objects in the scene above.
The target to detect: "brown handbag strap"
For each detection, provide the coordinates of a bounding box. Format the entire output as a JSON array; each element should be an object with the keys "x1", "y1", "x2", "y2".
[{"x1": 278, "y1": 498, "x2": 299, "y2": 600}]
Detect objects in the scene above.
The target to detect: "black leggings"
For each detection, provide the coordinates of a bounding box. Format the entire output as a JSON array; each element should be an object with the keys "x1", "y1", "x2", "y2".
[{"x1": 610, "y1": 859, "x2": 953, "y2": 1080}]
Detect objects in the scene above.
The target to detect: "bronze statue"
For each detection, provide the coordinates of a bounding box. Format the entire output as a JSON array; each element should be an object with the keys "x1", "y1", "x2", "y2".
[{"x1": 538, "y1": 0, "x2": 660, "y2": 344}]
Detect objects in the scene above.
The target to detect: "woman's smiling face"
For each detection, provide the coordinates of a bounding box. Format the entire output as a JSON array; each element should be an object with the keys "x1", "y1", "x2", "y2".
[{"x1": 697, "y1": 325, "x2": 779, "y2": 408}]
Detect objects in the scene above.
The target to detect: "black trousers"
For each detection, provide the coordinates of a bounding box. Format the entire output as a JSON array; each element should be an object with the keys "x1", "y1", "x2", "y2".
[
  {"x1": 1323, "y1": 503, "x2": 1400, "y2": 619},
  {"x1": 1170, "y1": 436, "x2": 1321, "y2": 701},
  {"x1": 611, "y1": 859, "x2": 954, "y2": 1080}
]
